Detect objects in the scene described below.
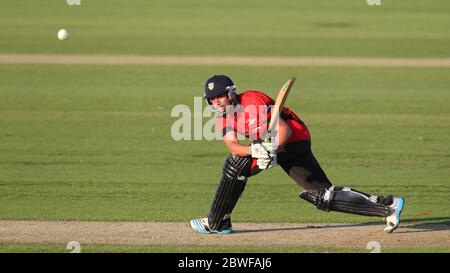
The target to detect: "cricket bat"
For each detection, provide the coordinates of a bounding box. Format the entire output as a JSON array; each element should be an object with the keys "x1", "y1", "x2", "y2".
[{"x1": 266, "y1": 76, "x2": 296, "y2": 140}]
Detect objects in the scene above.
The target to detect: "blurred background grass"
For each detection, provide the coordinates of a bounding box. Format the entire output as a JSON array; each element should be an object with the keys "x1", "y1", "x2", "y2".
[{"x1": 0, "y1": 0, "x2": 449, "y2": 57}]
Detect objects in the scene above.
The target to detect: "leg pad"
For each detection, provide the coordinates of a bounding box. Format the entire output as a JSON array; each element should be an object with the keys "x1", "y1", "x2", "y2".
[
  {"x1": 299, "y1": 187, "x2": 392, "y2": 217},
  {"x1": 207, "y1": 155, "x2": 251, "y2": 230}
]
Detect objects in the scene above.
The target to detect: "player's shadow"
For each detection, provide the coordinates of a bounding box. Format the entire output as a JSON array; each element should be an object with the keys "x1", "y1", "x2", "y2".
[
  {"x1": 233, "y1": 217, "x2": 450, "y2": 234},
  {"x1": 392, "y1": 217, "x2": 450, "y2": 234},
  {"x1": 233, "y1": 222, "x2": 382, "y2": 234}
]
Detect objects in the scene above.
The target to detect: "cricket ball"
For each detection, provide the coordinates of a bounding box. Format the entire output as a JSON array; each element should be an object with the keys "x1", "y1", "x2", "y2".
[{"x1": 57, "y1": 29, "x2": 70, "y2": 40}]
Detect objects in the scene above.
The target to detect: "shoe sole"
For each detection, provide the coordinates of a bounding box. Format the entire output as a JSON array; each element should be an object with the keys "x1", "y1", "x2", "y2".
[
  {"x1": 190, "y1": 219, "x2": 233, "y2": 235},
  {"x1": 384, "y1": 198, "x2": 405, "y2": 233}
]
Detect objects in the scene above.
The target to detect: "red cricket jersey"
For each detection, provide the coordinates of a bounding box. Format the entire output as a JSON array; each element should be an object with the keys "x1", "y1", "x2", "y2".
[{"x1": 216, "y1": 90, "x2": 311, "y2": 142}]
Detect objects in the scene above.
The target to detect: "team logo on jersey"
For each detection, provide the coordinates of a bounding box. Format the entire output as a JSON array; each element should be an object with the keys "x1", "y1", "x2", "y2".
[{"x1": 208, "y1": 82, "x2": 214, "y2": 91}]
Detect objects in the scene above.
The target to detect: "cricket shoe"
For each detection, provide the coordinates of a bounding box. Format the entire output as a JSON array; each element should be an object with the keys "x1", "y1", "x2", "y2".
[
  {"x1": 190, "y1": 218, "x2": 233, "y2": 234},
  {"x1": 383, "y1": 197, "x2": 405, "y2": 233}
]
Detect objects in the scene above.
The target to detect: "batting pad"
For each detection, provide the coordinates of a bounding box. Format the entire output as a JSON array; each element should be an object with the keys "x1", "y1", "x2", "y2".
[
  {"x1": 207, "y1": 155, "x2": 250, "y2": 230},
  {"x1": 299, "y1": 187, "x2": 392, "y2": 218}
]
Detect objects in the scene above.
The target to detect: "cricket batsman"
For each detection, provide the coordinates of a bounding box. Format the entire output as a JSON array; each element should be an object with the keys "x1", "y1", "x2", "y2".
[{"x1": 190, "y1": 75, "x2": 405, "y2": 234}]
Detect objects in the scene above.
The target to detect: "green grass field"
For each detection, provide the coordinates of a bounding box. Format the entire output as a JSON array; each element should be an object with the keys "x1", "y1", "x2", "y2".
[
  {"x1": 1, "y1": 0, "x2": 449, "y2": 57},
  {"x1": 0, "y1": 0, "x2": 449, "y2": 253}
]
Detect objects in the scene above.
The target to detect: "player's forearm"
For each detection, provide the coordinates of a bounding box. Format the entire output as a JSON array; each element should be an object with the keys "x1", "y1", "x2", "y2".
[{"x1": 226, "y1": 142, "x2": 252, "y2": 157}]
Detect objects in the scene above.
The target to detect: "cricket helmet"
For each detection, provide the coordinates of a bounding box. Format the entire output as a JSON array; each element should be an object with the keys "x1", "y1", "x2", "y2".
[{"x1": 204, "y1": 75, "x2": 237, "y2": 105}]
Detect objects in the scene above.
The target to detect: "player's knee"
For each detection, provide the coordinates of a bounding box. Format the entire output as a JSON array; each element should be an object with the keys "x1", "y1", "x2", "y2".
[{"x1": 223, "y1": 155, "x2": 251, "y2": 180}]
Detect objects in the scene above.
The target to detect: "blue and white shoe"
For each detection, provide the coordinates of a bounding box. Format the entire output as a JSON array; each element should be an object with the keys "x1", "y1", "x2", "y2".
[
  {"x1": 384, "y1": 197, "x2": 405, "y2": 233},
  {"x1": 190, "y1": 218, "x2": 233, "y2": 234}
]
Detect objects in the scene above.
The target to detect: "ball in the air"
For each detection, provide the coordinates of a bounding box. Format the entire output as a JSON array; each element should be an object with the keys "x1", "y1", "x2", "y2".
[{"x1": 57, "y1": 29, "x2": 69, "y2": 40}]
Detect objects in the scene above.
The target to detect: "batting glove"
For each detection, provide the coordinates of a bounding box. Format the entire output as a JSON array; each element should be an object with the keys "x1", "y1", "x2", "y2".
[
  {"x1": 250, "y1": 141, "x2": 277, "y2": 159},
  {"x1": 257, "y1": 154, "x2": 277, "y2": 169}
]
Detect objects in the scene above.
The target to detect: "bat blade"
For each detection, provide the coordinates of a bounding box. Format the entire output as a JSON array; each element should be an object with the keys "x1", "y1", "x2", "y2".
[{"x1": 267, "y1": 77, "x2": 296, "y2": 138}]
